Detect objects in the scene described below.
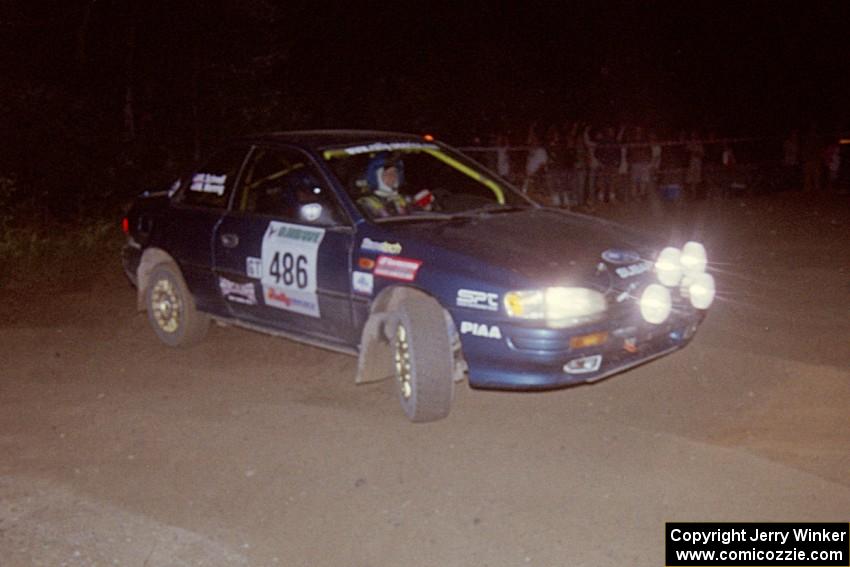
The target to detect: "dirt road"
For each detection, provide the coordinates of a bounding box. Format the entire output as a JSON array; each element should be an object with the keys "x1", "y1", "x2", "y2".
[{"x1": 1, "y1": 194, "x2": 848, "y2": 566}]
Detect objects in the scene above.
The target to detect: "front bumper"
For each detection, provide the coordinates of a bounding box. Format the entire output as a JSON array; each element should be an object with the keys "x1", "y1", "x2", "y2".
[{"x1": 456, "y1": 306, "x2": 705, "y2": 390}]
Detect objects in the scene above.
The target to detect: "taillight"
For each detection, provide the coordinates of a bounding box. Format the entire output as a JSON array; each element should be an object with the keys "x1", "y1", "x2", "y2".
[{"x1": 121, "y1": 217, "x2": 129, "y2": 234}]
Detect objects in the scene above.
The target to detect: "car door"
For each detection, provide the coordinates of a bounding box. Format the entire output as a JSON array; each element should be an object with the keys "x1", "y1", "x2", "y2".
[
  {"x1": 213, "y1": 144, "x2": 357, "y2": 345},
  {"x1": 158, "y1": 145, "x2": 249, "y2": 315}
]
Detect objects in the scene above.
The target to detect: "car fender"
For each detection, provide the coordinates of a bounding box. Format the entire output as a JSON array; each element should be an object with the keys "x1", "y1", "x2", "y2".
[
  {"x1": 136, "y1": 247, "x2": 179, "y2": 311},
  {"x1": 355, "y1": 285, "x2": 463, "y2": 385}
]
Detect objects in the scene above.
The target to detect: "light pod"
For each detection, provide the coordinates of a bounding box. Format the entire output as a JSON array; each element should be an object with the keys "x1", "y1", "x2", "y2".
[
  {"x1": 688, "y1": 272, "x2": 716, "y2": 309},
  {"x1": 680, "y1": 241, "x2": 707, "y2": 275},
  {"x1": 655, "y1": 246, "x2": 683, "y2": 287},
  {"x1": 640, "y1": 284, "x2": 672, "y2": 324}
]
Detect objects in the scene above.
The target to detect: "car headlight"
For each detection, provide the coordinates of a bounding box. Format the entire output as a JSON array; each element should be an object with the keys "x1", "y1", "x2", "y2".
[{"x1": 504, "y1": 287, "x2": 607, "y2": 327}]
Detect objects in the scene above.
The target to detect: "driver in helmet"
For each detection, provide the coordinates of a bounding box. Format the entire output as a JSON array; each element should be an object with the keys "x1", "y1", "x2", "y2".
[{"x1": 358, "y1": 152, "x2": 433, "y2": 218}]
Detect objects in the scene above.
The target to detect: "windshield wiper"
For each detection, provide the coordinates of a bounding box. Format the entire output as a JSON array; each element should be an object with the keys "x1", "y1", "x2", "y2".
[
  {"x1": 449, "y1": 204, "x2": 530, "y2": 219},
  {"x1": 373, "y1": 212, "x2": 454, "y2": 224}
]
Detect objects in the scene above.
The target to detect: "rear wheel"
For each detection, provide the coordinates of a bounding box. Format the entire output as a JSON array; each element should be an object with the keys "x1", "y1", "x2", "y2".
[
  {"x1": 391, "y1": 295, "x2": 454, "y2": 422},
  {"x1": 145, "y1": 263, "x2": 209, "y2": 347}
]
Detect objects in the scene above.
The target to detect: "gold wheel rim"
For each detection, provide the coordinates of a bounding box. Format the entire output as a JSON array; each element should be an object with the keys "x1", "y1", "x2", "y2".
[
  {"x1": 151, "y1": 277, "x2": 181, "y2": 334},
  {"x1": 394, "y1": 324, "x2": 412, "y2": 400}
]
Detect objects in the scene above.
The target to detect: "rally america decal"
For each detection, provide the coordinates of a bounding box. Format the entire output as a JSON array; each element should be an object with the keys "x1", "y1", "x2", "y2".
[
  {"x1": 261, "y1": 221, "x2": 325, "y2": 318},
  {"x1": 374, "y1": 255, "x2": 422, "y2": 282},
  {"x1": 218, "y1": 277, "x2": 257, "y2": 306}
]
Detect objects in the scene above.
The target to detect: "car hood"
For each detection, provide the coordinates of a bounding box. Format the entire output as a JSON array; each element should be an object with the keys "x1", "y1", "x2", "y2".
[{"x1": 384, "y1": 208, "x2": 659, "y2": 287}]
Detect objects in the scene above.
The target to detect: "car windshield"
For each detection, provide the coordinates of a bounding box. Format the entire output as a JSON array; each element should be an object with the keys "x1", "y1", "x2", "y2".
[{"x1": 322, "y1": 141, "x2": 534, "y2": 222}]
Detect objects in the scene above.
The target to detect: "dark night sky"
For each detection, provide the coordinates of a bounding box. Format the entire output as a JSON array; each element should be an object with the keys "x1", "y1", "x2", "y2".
[{"x1": 3, "y1": 1, "x2": 850, "y2": 145}]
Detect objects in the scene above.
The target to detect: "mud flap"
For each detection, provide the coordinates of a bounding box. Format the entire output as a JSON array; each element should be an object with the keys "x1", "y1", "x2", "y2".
[{"x1": 355, "y1": 312, "x2": 394, "y2": 384}]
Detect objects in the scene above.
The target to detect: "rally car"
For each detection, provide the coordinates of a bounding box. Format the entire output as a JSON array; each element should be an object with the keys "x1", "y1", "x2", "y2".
[{"x1": 122, "y1": 130, "x2": 716, "y2": 422}]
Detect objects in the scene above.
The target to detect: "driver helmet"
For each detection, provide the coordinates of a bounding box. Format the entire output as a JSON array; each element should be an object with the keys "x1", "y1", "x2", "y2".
[{"x1": 366, "y1": 152, "x2": 405, "y2": 197}]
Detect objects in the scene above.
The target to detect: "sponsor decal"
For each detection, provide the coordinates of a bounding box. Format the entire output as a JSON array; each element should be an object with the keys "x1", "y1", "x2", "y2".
[
  {"x1": 456, "y1": 289, "x2": 499, "y2": 311},
  {"x1": 616, "y1": 281, "x2": 640, "y2": 303},
  {"x1": 218, "y1": 277, "x2": 257, "y2": 305},
  {"x1": 374, "y1": 255, "x2": 422, "y2": 282},
  {"x1": 460, "y1": 321, "x2": 502, "y2": 339},
  {"x1": 352, "y1": 271, "x2": 374, "y2": 295},
  {"x1": 615, "y1": 260, "x2": 652, "y2": 279},
  {"x1": 601, "y1": 248, "x2": 641, "y2": 265},
  {"x1": 264, "y1": 285, "x2": 320, "y2": 317},
  {"x1": 190, "y1": 173, "x2": 226, "y2": 195},
  {"x1": 267, "y1": 287, "x2": 291, "y2": 306},
  {"x1": 261, "y1": 221, "x2": 326, "y2": 318},
  {"x1": 360, "y1": 237, "x2": 402, "y2": 255},
  {"x1": 339, "y1": 142, "x2": 439, "y2": 156},
  {"x1": 357, "y1": 257, "x2": 376, "y2": 270},
  {"x1": 246, "y1": 257, "x2": 263, "y2": 279},
  {"x1": 623, "y1": 337, "x2": 638, "y2": 353}
]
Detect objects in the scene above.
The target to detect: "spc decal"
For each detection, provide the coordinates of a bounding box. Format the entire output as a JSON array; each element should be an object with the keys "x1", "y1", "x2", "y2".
[
  {"x1": 373, "y1": 255, "x2": 422, "y2": 282},
  {"x1": 601, "y1": 248, "x2": 641, "y2": 265},
  {"x1": 460, "y1": 321, "x2": 502, "y2": 339},
  {"x1": 190, "y1": 173, "x2": 226, "y2": 195},
  {"x1": 261, "y1": 221, "x2": 325, "y2": 318},
  {"x1": 218, "y1": 277, "x2": 257, "y2": 305},
  {"x1": 456, "y1": 289, "x2": 499, "y2": 311},
  {"x1": 246, "y1": 256, "x2": 263, "y2": 279},
  {"x1": 360, "y1": 237, "x2": 402, "y2": 255},
  {"x1": 352, "y1": 271, "x2": 374, "y2": 295}
]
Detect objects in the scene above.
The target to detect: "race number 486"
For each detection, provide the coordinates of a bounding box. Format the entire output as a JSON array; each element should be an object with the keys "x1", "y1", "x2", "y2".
[{"x1": 269, "y1": 251, "x2": 308, "y2": 288}]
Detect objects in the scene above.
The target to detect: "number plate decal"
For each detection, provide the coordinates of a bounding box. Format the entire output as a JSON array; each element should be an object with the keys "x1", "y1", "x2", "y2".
[{"x1": 261, "y1": 221, "x2": 325, "y2": 318}]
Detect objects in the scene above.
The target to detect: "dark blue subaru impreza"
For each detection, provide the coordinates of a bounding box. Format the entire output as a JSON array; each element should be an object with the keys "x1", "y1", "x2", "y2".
[{"x1": 122, "y1": 131, "x2": 715, "y2": 422}]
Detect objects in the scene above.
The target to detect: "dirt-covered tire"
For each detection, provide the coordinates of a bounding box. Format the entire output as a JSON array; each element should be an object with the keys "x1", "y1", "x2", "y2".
[
  {"x1": 391, "y1": 294, "x2": 455, "y2": 422},
  {"x1": 145, "y1": 263, "x2": 209, "y2": 347}
]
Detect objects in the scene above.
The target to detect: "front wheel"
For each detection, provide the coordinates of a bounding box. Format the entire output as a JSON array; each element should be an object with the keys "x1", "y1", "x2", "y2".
[
  {"x1": 145, "y1": 263, "x2": 210, "y2": 347},
  {"x1": 392, "y1": 295, "x2": 455, "y2": 422}
]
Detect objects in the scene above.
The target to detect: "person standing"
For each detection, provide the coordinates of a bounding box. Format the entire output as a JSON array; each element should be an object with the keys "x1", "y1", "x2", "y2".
[
  {"x1": 782, "y1": 129, "x2": 800, "y2": 191},
  {"x1": 544, "y1": 124, "x2": 569, "y2": 207},
  {"x1": 523, "y1": 124, "x2": 548, "y2": 197},
  {"x1": 823, "y1": 135, "x2": 841, "y2": 192},
  {"x1": 685, "y1": 130, "x2": 705, "y2": 200},
  {"x1": 628, "y1": 126, "x2": 653, "y2": 201},
  {"x1": 594, "y1": 126, "x2": 620, "y2": 204},
  {"x1": 801, "y1": 123, "x2": 822, "y2": 193},
  {"x1": 495, "y1": 133, "x2": 511, "y2": 181}
]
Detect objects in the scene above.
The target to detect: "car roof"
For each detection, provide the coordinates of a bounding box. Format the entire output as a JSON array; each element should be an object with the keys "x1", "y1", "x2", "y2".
[{"x1": 238, "y1": 130, "x2": 429, "y2": 151}]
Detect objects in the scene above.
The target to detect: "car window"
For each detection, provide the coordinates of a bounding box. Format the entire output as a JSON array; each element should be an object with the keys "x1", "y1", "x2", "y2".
[
  {"x1": 236, "y1": 146, "x2": 344, "y2": 226},
  {"x1": 175, "y1": 146, "x2": 247, "y2": 209},
  {"x1": 322, "y1": 143, "x2": 533, "y2": 220}
]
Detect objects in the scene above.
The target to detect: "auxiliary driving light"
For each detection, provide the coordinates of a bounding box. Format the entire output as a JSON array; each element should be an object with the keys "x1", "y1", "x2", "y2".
[
  {"x1": 655, "y1": 246, "x2": 683, "y2": 287},
  {"x1": 640, "y1": 284, "x2": 672, "y2": 324},
  {"x1": 680, "y1": 241, "x2": 708, "y2": 275},
  {"x1": 688, "y1": 272, "x2": 716, "y2": 309}
]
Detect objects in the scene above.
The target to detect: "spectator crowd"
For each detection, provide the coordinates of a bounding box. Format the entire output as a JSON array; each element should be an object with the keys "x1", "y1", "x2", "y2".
[{"x1": 463, "y1": 122, "x2": 847, "y2": 212}]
